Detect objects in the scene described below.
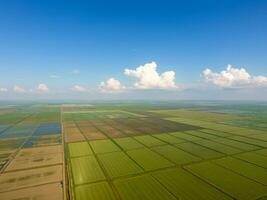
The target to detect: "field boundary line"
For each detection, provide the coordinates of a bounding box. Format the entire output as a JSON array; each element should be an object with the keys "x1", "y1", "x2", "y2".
[
  {"x1": 182, "y1": 166, "x2": 236, "y2": 200},
  {"x1": 74, "y1": 117, "x2": 123, "y2": 200},
  {"x1": 212, "y1": 159, "x2": 267, "y2": 187}
]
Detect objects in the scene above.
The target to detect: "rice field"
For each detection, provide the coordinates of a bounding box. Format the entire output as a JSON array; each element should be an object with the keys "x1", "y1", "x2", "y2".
[
  {"x1": 1, "y1": 102, "x2": 267, "y2": 199},
  {"x1": 0, "y1": 106, "x2": 64, "y2": 199}
]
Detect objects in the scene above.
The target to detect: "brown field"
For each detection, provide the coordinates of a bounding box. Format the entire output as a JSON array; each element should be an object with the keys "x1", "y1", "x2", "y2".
[
  {"x1": 96, "y1": 125, "x2": 126, "y2": 138},
  {"x1": 64, "y1": 127, "x2": 85, "y2": 142},
  {"x1": 75, "y1": 120, "x2": 91, "y2": 127},
  {"x1": 64, "y1": 132, "x2": 85, "y2": 142},
  {"x1": 63, "y1": 127, "x2": 81, "y2": 135},
  {"x1": 5, "y1": 150, "x2": 62, "y2": 172},
  {"x1": 63, "y1": 121, "x2": 77, "y2": 128},
  {"x1": 0, "y1": 182, "x2": 63, "y2": 200},
  {"x1": 79, "y1": 126, "x2": 107, "y2": 140},
  {"x1": 0, "y1": 165, "x2": 63, "y2": 192}
]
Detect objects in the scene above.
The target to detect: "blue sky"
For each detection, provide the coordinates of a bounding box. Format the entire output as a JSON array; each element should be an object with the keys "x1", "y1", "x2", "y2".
[{"x1": 0, "y1": 0, "x2": 267, "y2": 100}]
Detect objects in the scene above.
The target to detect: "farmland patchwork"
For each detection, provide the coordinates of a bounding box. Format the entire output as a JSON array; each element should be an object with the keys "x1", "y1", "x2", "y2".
[
  {"x1": 1, "y1": 104, "x2": 267, "y2": 199},
  {"x1": 0, "y1": 108, "x2": 64, "y2": 199}
]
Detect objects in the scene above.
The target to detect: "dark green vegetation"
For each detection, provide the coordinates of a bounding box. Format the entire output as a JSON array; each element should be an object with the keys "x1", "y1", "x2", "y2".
[{"x1": 1, "y1": 101, "x2": 267, "y2": 199}]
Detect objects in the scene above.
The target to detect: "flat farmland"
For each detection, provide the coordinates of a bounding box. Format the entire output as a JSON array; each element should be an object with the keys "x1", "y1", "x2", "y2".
[
  {"x1": 1, "y1": 103, "x2": 267, "y2": 199},
  {"x1": 0, "y1": 106, "x2": 64, "y2": 199},
  {"x1": 98, "y1": 151, "x2": 143, "y2": 178},
  {"x1": 70, "y1": 155, "x2": 106, "y2": 185}
]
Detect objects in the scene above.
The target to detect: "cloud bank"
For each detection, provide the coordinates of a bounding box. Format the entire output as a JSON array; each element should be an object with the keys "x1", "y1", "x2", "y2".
[
  {"x1": 14, "y1": 86, "x2": 26, "y2": 93},
  {"x1": 124, "y1": 61, "x2": 177, "y2": 89},
  {"x1": 203, "y1": 65, "x2": 267, "y2": 88},
  {"x1": 99, "y1": 78, "x2": 124, "y2": 92},
  {"x1": 71, "y1": 85, "x2": 87, "y2": 92},
  {"x1": 0, "y1": 88, "x2": 8, "y2": 92},
  {"x1": 2, "y1": 62, "x2": 266, "y2": 100},
  {"x1": 37, "y1": 83, "x2": 49, "y2": 92}
]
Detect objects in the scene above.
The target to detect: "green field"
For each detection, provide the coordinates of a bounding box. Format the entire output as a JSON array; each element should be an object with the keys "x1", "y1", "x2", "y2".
[{"x1": 0, "y1": 102, "x2": 267, "y2": 199}]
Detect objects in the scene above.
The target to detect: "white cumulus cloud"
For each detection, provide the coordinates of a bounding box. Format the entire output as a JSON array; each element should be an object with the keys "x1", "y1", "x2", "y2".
[
  {"x1": 14, "y1": 86, "x2": 26, "y2": 93},
  {"x1": 252, "y1": 76, "x2": 267, "y2": 87},
  {"x1": 71, "y1": 85, "x2": 87, "y2": 92},
  {"x1": 36, "y1": 83, "x2": 49, "y2": 92},
  {"x1": 124, "y1": 61, "x2": 177, "y2": 89},
  {"x1": 0, "y1": 88, "x2": 8, "y2": 92},
  {"x1": 99, "y1": 78, "x2": 125, "y2": 92},
  {"x1": 203, "y1": 64, "x2": 267, "y2": 88}
]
